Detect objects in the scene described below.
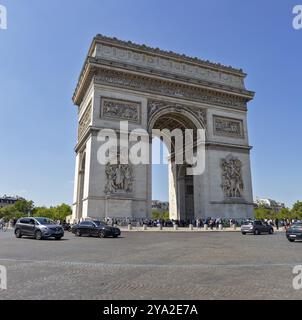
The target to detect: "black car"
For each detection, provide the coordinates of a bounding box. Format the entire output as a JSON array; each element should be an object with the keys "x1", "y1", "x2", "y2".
[
  {"x1": 241, "y1": 220, "x2": 274, "y2": 235},
  {"x1": 14, "y1": 217, "x2": 64, "y2": 240},
  {"x1": 286, "y1": 223, "x2": 302, "y2": 242},
  {"x1": 71, "y1": 220, "x2": 121, "y2": 238}
]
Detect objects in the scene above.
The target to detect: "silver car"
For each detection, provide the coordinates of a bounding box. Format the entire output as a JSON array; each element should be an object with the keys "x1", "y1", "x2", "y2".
[
  {"x1": 241, "y1": 220, "x2": 274, "y2": 235},
  {"x1": 14, "y1": 217, "x2": 64, "y2": 240}
]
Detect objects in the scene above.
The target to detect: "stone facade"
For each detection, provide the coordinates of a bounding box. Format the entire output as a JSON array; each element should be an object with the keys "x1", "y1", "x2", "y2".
[{"x1": 71, "y1": 35, "x2": 255, "y2": 221}]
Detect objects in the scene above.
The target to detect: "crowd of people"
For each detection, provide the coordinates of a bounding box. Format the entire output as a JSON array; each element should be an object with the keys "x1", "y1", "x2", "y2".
[
  {"x1": 102, "y1": 217, "x2": 301, "y2": 230},
  {"x1": 1, "y1": 216, "x2": 300, "y2": 231},
  {"x1": 103, "y1": 217, "x2": 241, "y2": 228}
]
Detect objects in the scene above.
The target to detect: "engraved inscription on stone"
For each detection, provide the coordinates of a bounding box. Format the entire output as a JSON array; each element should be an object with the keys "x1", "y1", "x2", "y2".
[
  {"x1": 96, "y1": 43, "x2": 245, "y2": 89},
  {"x1": 213, "y1": 116, "x2": 244, "y2": 138},
  {"x1": 101, "y1": 98, "x2": 141, "y2": 123}
]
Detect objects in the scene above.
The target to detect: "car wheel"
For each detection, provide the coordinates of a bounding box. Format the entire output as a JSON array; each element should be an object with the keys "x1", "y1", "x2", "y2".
[
  {"x1": 35, "y1": 230, "x2": 43, "y2": 240},
  {"x1": 254, "y1": 229, "x2": 260, "y2": 235},
  {"x1": 76, "y1": 229, "x2": 81, "y2": 237},
  {"x1": 269, "y1": 228, "x2": 274, "y2": 234},
  {"x1": 288, "y1": 239, "x2": 295, "y2": 242},
  {"x1": 55, "y1": 236, "x2": 62, "y2": 240},
  {"x1": 15, "y1": 229, "x2": 22, "y2": 238},
  {"x1": 113, "y1": 234, "x2": 119, "y2": 238},
  {"x1": 241, "y1": 232, "x2": 246, "y2": 235},
  {"x1": 98, "y1": 230, "x2": 106, "y2": 238}
]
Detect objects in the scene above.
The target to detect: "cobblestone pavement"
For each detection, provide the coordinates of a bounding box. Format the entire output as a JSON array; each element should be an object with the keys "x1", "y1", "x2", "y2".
[{"x1": 0, "y1": 230, "x2": 301, "y2": 300}]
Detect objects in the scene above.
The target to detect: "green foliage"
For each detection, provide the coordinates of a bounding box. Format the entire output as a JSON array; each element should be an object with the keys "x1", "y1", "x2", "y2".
[
  {"x1": 33, "y1": 203, "x2": 72, "y2": 221},
  {"x1": 0, "y1": 200, "x2": 71, "y2": 222},
  {"x1": 254, "y1": 205, "x2": 275, "y2": 220},
  {"x1": 0, "y1": 200, "x2": 34, "y2": 221},
  {"x1": 254, "y1": 205, "x2": 294, "y2": 220},
  {"x1": 151, "y1": 209, "x2": 170, "y2": 220},
  {"x1": 292, "y1": 201, "x2": 302, "y2": 219},
  {"x1": 277, "y1": 207, "x2": 292, "y2": 219}
]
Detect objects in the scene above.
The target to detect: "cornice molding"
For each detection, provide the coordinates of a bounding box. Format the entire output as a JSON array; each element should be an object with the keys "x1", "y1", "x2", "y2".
[
  {"x1": 92, "y1": 34, "x2": 246, "y2": 76},
  {"x1": 94, "y1": 68, "x2": 249, "y2": 110},
  {"x1": 73, "y1": 35, "x2": 255, "y2": 107}
]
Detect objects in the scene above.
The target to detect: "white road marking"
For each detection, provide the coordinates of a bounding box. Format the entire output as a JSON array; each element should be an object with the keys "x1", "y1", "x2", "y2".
[{"x1": 0, "y1": 258, "x2": 299, "y2": 269}]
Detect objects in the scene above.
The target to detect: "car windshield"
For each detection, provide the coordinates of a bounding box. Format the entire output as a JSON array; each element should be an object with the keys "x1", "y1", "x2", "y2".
[
  {"x1": 243, "y1": 221, "x2": 253, "y2": 225},
  {"x1": 93, "y1": 221, "x2": 106, "y2": 226},
  {"x1": 35, "y1": 218, "x2": 55, "y2": 225},
  {"x1": 291, "y1": 223, "x2": 302, "y2": 228}
]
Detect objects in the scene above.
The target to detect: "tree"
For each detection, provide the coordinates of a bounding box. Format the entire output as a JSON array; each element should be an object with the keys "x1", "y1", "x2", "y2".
[
  {"x1": 254, "y1": 205, "x2": 275, "y2": 220},
  {"x1": 151, "y1": 209, "x2": 169, "y2": 221},
  {"x1": 292, "y1": 201, "x2": 302, "y2": 219},
  {"x1": 276, "y1": 207, "x2": 292, "y2": 220},
  {"x1": 14, "y1": 200, "x2": 34, "y2": 215},
  {"x1": 0, "y1": 200, "x2": 34, "y2": 221},
  {"x1": 0, "y1": 200, "x2": 72, "y2": 222},
  {"x1": 33, "y1": 203, "x2": 72, "y2": 221}
]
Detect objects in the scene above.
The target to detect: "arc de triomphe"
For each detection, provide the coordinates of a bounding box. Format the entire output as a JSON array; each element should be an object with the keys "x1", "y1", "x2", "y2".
[{"x1": 71, "y1": 35, "x2": 255, "y2": 222}]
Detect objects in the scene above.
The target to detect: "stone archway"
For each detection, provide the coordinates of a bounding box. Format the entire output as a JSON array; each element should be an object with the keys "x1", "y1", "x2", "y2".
[
  {"x1": 71, "y1": 35, "x2": 255, "y2": 222},
  {"x1": 148, "y1": 105, "x2": 205, "y2": 221}
]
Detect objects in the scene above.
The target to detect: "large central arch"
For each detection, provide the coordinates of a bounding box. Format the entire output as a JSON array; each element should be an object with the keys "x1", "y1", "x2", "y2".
[{"x1": 149, "y1": 106, "x2": 205, "y2": 221}]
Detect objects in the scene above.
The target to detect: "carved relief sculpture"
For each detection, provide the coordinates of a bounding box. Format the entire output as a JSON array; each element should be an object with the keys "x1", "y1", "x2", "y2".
[
  {"x1": 95, "y1": 69, "x2": 247, "y2": 110},
  {"x1": 78, "y1": 102, "x2": 92, "y2": 139},
  {"x1": 101, "y1": 98, "x2": 141, "y2": 123},
  {"x1": 214, "y1": 116, "x2": 244, "y2": 138},
  {"x1": 105, "y1": 163, "x2": 133, "y2": 194},
  {"x1": 147, "y1": 99, "x2": 207, "y2": 128},
  {"x1": 220, "y1": 157, "x2": 244, "y2": 198}
]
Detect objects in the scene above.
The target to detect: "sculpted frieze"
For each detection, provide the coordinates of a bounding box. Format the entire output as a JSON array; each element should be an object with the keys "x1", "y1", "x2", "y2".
[
  {"x1": 101, "y1": 98, "x2": 141, "y2": 123},
  {"x1": 95, "y1": 70, "x2": 247, "y2": 110},
  {"x1": 214, "y1": 116, "x2": 244, "y2": 138}
]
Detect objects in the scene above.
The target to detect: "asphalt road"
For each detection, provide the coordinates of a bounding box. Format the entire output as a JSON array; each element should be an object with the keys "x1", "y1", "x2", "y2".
[{"x1": 0, "y1": 230, "x2": 301, "y2": 300}]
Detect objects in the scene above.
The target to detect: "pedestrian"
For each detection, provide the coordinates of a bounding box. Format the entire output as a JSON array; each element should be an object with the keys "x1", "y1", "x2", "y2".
[{"x1": 275, "y1": 218, "x2": 279, "y2": 230}]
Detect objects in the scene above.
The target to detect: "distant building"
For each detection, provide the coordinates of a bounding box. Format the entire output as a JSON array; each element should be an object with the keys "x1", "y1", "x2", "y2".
[
  {"x1": 0, "y1": 195, "x2": 24, "y2": 209},
  {"x1": 152, "y1": 200, "x2": 169, "y2": 212},
  {"x1": 255, "y1": 198, "x2": 285, "y2": 212}
]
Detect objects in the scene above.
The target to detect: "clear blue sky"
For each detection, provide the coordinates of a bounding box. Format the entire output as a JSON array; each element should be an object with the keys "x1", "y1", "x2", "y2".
[{"x1": 0, "y1": 0, "x2": 301, "y2": 207}]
